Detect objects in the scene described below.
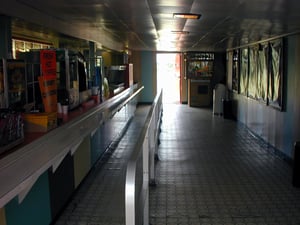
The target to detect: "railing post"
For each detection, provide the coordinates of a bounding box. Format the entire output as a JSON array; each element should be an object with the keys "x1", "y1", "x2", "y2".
[
  {"x1": 149, "y1": 114, "x2": 156, "y2": 186},
  {"x1": 143, "y1": 133, "x2": 149, "y2": 225},
  {"x1": 125, "y1": 89, "x2": 162, "y2": 225},
  {"x1": 125, "y1": 163, "x2": 136, "y2": 225}
]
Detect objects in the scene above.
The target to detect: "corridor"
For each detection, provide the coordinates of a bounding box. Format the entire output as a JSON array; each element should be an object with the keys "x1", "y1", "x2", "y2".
[{"x1": 55, "y1": 103, "x2": 300, "y2": 225}]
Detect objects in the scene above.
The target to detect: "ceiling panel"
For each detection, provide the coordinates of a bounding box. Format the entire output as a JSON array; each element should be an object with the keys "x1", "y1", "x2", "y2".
[{"x1": 1, "y1": 0, "x2": 300, "y2": 52}]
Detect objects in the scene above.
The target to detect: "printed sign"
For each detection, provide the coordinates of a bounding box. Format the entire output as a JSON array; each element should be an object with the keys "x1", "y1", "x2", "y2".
[
  {"x1": 38, "y1": 76, "x2": 57, "y2": 112},
  {"x1": 40, "y1": 50, "x2": 56, "y2": 78}
]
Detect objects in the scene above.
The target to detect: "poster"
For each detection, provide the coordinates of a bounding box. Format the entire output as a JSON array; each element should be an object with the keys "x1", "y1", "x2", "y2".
[
  {"x1": 232, "y1": 50, "x2": 239, "y2": 92},
  {"x1": 248, "y1": 47, "x2": 258, "y2": 99},
  {"x1": 239, "y1": 48, "x2": 248, "y2": 96},
  {"x1": 257, "y1": 44, "x2": 268, "y2": 102},
  {"x1": 268, "y1": 39, "x2": 283, "y2": 110}
]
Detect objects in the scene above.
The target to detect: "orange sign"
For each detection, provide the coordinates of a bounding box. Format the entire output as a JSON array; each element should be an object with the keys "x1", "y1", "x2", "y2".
[
  {"x1": 38, "y1": 76, "x2": 57, "y2": 113},
  {"x1": 40, "y1": 50, "x2": 56, "y2": 78}
]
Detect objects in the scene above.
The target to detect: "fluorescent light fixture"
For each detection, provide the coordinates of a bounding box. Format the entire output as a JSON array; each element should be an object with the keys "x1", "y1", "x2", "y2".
[
  {"x1": 171, "y1": 31, "x2": 190, "y2": 34},
  {"x1": 173, "y1": 13, "x2": 201, "y2": 20}
]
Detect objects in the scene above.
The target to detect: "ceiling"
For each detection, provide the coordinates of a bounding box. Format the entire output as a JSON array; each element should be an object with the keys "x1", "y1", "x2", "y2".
[{"x1": 1, "y1": 0, "x2": 300, "y2": 52}]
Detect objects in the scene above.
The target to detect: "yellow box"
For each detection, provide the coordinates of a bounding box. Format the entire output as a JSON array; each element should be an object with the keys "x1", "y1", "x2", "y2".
[{"x1": 24, "y1": 112, "x2": 57, "y2": 132}]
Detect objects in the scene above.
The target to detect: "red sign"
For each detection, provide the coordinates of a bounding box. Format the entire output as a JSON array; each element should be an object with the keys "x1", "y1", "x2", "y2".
[{"x1": 40, "y1": 50, "x2": 56, "y2": 78}]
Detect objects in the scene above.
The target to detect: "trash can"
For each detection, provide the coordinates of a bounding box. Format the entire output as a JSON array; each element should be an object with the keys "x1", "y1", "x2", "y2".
[
  {"x1": 223, "y1": 99, "x2": 233, "y2": 119},
  {"x1": 293, "y1": 142, "x2": 300, "y2": 187},
  {"x1": 213, "y1": 83, "x2": 226, "y2": 115}
]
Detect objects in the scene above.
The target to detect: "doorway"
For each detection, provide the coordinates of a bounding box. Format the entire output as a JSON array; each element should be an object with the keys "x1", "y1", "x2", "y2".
[{"x1": 157, "y1": 53, "x2": 181, "y2": 103}]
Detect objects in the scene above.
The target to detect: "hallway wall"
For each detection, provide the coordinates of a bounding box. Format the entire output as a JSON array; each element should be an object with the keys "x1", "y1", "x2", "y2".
[
  {"x1": 231, "y1": 34, "x2": 300, "y2": 160},
  {"x1": 131, "y1": 51, "x2": 156, "y2": 103}
]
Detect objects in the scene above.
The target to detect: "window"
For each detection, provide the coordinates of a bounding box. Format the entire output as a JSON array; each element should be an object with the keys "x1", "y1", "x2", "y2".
[{"x1": 12, "y1": 39, "x2": 51, "y2": 59}]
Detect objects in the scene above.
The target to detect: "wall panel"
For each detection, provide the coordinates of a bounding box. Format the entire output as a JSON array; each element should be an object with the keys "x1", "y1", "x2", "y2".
[
  {"x1": 73, "y1": 136, "x2": 91, "y2": 188},
  {"x1": 140, "y1": 51, "x2": 155, "y2": 103}
]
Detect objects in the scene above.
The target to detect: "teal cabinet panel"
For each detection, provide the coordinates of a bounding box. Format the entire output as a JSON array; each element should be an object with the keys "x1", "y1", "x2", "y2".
[
  {"x1": 91, "y1": 127, "x2": 106, "y2": 166},
  {"x1": 5, "y1": 172, "x2": 51, "y2": 225},
  {"x1": 48, "y1": 153, "x2": 74, "y2": 221}
]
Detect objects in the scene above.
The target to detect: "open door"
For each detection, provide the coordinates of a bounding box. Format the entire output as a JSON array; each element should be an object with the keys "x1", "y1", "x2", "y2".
[{"x1": 157, "y1": 53, "x2": 181, "y2": 104}]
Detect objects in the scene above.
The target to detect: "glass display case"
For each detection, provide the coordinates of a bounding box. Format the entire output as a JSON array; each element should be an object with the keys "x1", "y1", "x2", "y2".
[
  {"x1": 56, "y1": 49, "x2": 80, "y2": 110},
  {"x1": 0, "y1": 60, "x2": 25, "y2": 152},
  {"x1": 186, "y1": 52, "x2": 214, "y2": 79},
  {"x1": 18, "y1": 50, "x2": 43, "y2": 111},
  {"x1": 2, "y1": 59, "x2": 27, "y2": 110}
]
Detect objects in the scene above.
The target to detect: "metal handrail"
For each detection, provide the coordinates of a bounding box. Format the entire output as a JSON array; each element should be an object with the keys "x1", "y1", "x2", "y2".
[
  {"x1": 0, "y1": 85, "x2": 143, "y2": 208},
  {"x1": 125, "y1": 89, "x2": 163, "y2": 225}
]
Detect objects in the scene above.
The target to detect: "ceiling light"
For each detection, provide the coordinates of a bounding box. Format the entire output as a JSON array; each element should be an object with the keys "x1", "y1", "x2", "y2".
[
  {"x1": 171, "y1": 31, "x2": 190, "y2": 34},
  {"x1": 173, "y1": 13, "x2": 201, "y2": 20}
]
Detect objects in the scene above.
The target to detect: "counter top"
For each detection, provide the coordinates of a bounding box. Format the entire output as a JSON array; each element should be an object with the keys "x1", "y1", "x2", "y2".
[{"x1": 0, "y1": 85, "x2": 141, "y2": 208}]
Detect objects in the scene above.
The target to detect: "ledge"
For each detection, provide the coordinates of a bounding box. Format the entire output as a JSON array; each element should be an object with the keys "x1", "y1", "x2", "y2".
[{"x1": 0, "y1": 84, "x2": 142, "y2": 208}]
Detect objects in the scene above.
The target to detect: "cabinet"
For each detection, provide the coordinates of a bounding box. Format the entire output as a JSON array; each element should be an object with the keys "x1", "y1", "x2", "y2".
[
  {"x1": 186, "y1": 52, "x2": 214, "y2": 107},
  {"x1": 188, "y1": 78, "x2": 212, "y2": 107}
]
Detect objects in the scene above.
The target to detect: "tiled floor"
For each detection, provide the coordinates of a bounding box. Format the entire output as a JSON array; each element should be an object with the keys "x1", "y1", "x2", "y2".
[
  {"x1": 150, "y1": 104, "x2": 300, "y2": 225},
  {"x1": 55, "y1": 103, "x2": 300, "y2": 225}
]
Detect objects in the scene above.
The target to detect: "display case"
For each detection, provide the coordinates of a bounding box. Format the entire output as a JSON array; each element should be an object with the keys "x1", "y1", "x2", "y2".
[
  {"x1": 0, "y1": 61, "x2": 25, "y2": 152},
  {"x1": 107, "y1": 65, "x2": 126, "y2": 96},
  {"x1": 186, "y1": 52, "x2": 214, "y2": 107},
  {"x1": 2, "y1": 59, "x2": 27, "y2": 110},
  {"x1": 186, "y1": 52, "x2": 214, "y2": 79},
  {"x1": 56, "y1": 49, "x2": 80, "y2": 110},
  {"x1": 18, "y1": 50, "x2": 44, "y2": 111}
]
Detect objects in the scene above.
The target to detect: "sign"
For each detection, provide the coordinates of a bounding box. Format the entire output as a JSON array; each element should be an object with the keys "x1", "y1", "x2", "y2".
[{"x1": 40, "y1": 50, "x2": 56, "y2": 78}]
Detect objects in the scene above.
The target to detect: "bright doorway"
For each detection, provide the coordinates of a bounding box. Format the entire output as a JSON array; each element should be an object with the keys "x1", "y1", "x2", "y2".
[{"x1": 157, "y1": 53, "x2": 181, "y2": 103}]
